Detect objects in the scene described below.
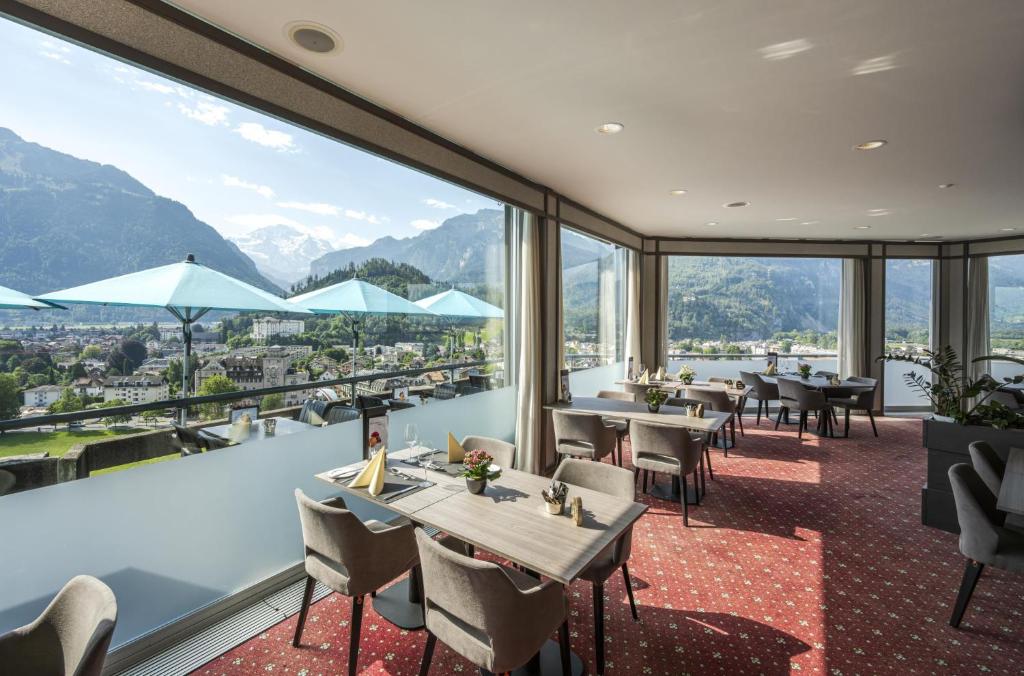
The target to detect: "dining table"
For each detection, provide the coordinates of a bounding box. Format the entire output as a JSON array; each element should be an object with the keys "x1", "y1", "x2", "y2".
[
  {"x1": 200, "y1": 416, "x2": 313, "y2": 445},
  {"x1": 316, "y1": 445, "x2": 647, "y2": 675},
  {"x1": 547, "y1": 397, "x2": 731, "y2": 501},
  {"x1": 997, "y1": 446, "x2": 1024, "y2": 516},
  {"x1": 758, "y1": 374, "x2": 874, "y2": 436}
]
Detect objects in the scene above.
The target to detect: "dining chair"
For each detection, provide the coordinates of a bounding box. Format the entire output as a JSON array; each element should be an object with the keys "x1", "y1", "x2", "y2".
[
  {"x1": 622, "y1": 381, "x2": 649, "y2": 400},
  {"x1": 740, "y1": 371, "x2": 779, "y2": 425},
  {"x1": 433, "y1": 383, "x2": 458, "y2": 400},
  {"x1": 0, "y1": 468, "x2": 15, "y2": 496},
  {"x1": 631, "y1": 419, "x2": 704, "y2": 526},
  {"x1": 685, "y1": 387, "x2": 741, "y2": 451},
  {"x1": 297, "y1": 399, "x2": 330, "y2": 424},
  {"x1": 293, "y1": 490, "x2": 419, "y2": 675},
  {"x1": 968, "y1": 440, "x2": 1005, "y2": 499},
  {"x1": 947, "y1": 463, "x2": 1024, "y2": 628},
  {"x1": 0, "y1": 575, "x2": 117, "y2": 676},
  {"x1": 988, "y1": 389, "x2": 1023, "y2": 411},
  {"x1": 663, "y1": 397, "x2": 715, "y2": 486},
  {"x1": 325, "y1": 405, "x2": 361, "y2": 425},
  {"x1": 461, "y1": 435, "x2": 516, "y2": 469},
  {"x1": 827, "y1": 376, "x2": 879, "y2": 437},
  {"x1": 552, "y1": 410, "x2": 616, "y2": 462},
  {"x1": 172, "y1": 422, "x2": 212, "y2": 455},
  {"x1": 596, "y1": 389, "x2": 636, "y2": 467},
  {"x1": 414, "y1": 529, "x2": 571, "y2": 676},
  {"x1": 553, "y1": 458, "x2": 638, "y2": 676},
  {"x1": 775, "y1": 378, "x2": 834, "y2": 438},
  {"x1": 814, "y1": 370, "x2": 838, "y2": 378}
]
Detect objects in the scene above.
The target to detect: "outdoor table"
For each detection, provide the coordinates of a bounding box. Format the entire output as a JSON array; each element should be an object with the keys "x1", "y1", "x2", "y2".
[
  {"x1": 200, "y1": 416, "x2": 312, "y2": 445},
  {"x1": 316, "y1": 446, "x2": 646, "y2": 675},
  {"x1": 998, "y1": 447, "x2": 1024, "y2": 516}
]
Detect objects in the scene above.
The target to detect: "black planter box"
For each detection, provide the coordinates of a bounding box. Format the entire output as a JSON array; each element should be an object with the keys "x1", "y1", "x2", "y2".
[{"x1": 922, "y1": 418, "x2": 1024, "y2": 533}]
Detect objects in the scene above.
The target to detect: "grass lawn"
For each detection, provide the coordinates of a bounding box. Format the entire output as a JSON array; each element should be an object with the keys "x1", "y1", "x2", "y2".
[
  {"x1": 90, "y1": 453, "x2": 180, "y2": 475},
  {"x1": 0, "y1": 427, "x2": 148, "y2": 459}
]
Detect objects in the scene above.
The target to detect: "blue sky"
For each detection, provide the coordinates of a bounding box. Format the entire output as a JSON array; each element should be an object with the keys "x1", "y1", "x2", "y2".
[{"x1": 0, "y1": 17, "x2": 499, "y2": 248}]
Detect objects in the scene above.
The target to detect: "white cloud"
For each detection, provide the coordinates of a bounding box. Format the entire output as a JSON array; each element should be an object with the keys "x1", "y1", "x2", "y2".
[
  {"x1": 39, "y1": 51, "x2": 71, "y2": 65},
  {"x1": 276, "y1": 201, "x2": 341, "y2": 216},
  {"x1": 135, "y1": 80, "x2": 178, "y2": 95},
  {"x1": 336, "y1": 233, "x2": 372, "y2": 248},
  {"x1": 222, "y1": 175, "x2": 275, "y2": 199},
  {"x1": 223, "y1": 213, "x2": 366, "y2": 250},
  {"x1": 344, "y1": 209, "x2": 387, "y2": 225},
  {"x1": 39, "y1": 40, "x2": 71, "y2": 54},
  {"x1": 423, "y1": 198, "x2": 457, "y2": 210},
  {"x1": 411, "y1": 219, "x2": 441, "y2": 231},
  {"x1": 178, "y1": 101, "x2": 230, "y2": 126},
  {"x1": 233, "y1": 122, "x2": 296, "y2": 151}
]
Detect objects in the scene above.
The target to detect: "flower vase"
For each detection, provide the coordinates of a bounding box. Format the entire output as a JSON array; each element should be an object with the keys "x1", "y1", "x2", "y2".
[
  {"x1": 466, "y1": 477, "x2": 487, "y2": 494},
  {"x1": 647, "y1": 403, "x2": 661, "y2": 413}
]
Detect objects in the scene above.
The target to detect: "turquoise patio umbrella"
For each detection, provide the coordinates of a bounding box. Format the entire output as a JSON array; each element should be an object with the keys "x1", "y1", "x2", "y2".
[
  {"x1": 414, "y1": 288, "x2": 503, "y2": 357},
  {"x1": 288, "y1": 279, "x2": 436, "y2": 400},
  {"x1": 0, "y1": 284, "x2": 62, "y2": 310},
  {"x1": 38, "y1": 254, "x2": 310, "y2": 423}
]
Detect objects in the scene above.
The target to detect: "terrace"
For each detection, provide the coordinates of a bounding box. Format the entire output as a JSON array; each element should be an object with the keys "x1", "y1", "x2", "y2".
[{"x1": 1, "y1": 2, "x2": 1023, "y2": 676}]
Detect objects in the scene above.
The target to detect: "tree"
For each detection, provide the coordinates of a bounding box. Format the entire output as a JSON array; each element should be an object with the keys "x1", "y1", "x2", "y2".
[
  {"x1": 0, "y1": 373, "x2": 20, "y2": 420},
  {"x1": 141, "y1": 409, "x2": 161, "y2": 427},
  {"x1": 196, "y1": 374, "x2": 239, "y2": 420},
  {"x1": 261, "y1": 393, "x2": 284, "y2": 411},
  {"x1": 48, "y1": 387, "x2": 84, "y2": 414},
  {"x1": 68, "y1": 362, "x2": 88, "y2": 380},
  {"x1": 95, "y1": 398, "x2": 131, "y2": 427},
  {"x1": 80, "y1": 344, "x2": 103, "y2": 360}
]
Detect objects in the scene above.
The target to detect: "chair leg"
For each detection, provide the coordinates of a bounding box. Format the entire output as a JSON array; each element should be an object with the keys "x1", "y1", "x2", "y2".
[
  {"x1": 348, "y1": 595, "x2": 364, "y2": 676},
  {"x1": 704, "y1": 445, "x2": 714, "y2": 480},
  {"x1": 642, "y1": 469, "x2": 648, "y2": 492},
  {"x1": 622, "y1": 564, "x2": 639, "y2": 620},
  {"x1": 593, "y1": 582, "x2": 605, "y2": 676},
  {"x1": 730, "y1": 418, "x2": 736, "y2": 446},
  {"x1": 775, "y1": 406, "x2": 785, "y2": 430},
  {"x1": 681, "y1": 474, "x2": 690, "y2": 527},
  {"x1": 615, "y1": 433, "x2": 623, "y2": 467},
  {"x1": 868, "y1": 410, "x2": 879, "y2": 437},
  {"x1": 559, "y1": 619, "x2": 572, "y2": 674},
  {"x1": 737, "y1": 408, "x2": 744, "y2": 436},
  {"x1": 950, "y1": 559, "x2": 984, "y2": 628},
  {"x1": 756, "y1": 399, "x2": 763, "y2": 425},
  {"x1": 798, "y1": 411, "x2": 805, "y2": 439},
  {"x1": 693, "y1": 469, "x2": 700, "y2": 504},
  {"x1": 633, "y1": 466, "x2": 640, "y2": 486},
  {"x1": 292, "y1": 575, "x2": 316, "y2": 647},
  {"x1": 420, "y1": 630, "x2": 437, "y2": 676},
  {"x1": 844, "y1": 407, "x2": 850, "y2": 437}
]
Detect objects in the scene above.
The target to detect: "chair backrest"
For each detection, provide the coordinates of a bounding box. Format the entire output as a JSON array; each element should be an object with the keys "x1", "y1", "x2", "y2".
[
  {"x1": 172, "y1": 423, "x2": 208, "y2": 454},
  {"x1": 551, "y1": 410, "x2": 613, "y2": 456},
  {"x1": 387, "y1": 398, "x2": 416, "y2": 410},
  {"x1": 295, "y1": 489, "x2": 380, "y2": 586},
  {"x1": 776, "y1": 378, "x2": 826, "y2": 409},
  {"x1": 596, "y1": 389, "x2": 635, "y2": 402},
  {"x1": 948, "y1": 463, "x2": 1003, "y2": 563},
  {"x1": 468, "y1": 374, "x2": 491, "y2": 390},
  {"x1": 0, "y1": 468, "x2": 15, "y2": 496},
  {"x1": 665, "y1": 396, "x2": 700, "y2": 409},
  {"x1": 684, "y1": 387, "x2": 733, "y2": 412},
  {"x1": 847, "y1": 376, "x2": 878, "y2": 408},
  {"x1": 355, "y1": 395, "x2": 387, "y2": 411},
  {"x1": 552, "y1": 457, "x2": 635, "y2": 501},
  {"x1": 740, "y1": 371, "x2": 778, "y2": 399},
  {"x1": 457, "y1": 384, "x2": 486, "y2": 397},
  {"x1": 814, "y1": 370, "x2": 838, "y2": 378},
  {"x1": 298, "y1": 399, "x2": 330, "y2": 424},
  {"x1": 462, "y1": 435, "x2": 516, "y2": 469},
  {"x1": 622, "y1": 382, "x2": 649, "y2": 399},
  {"x1": 988, "y1": 390, "x2": 1022, "y2": 410},
  {"x1": 326, "y1": 405, "x2": 360, "y2": 425},
  {"x1": 708, "y1": 376, "x2": 729, "y2": 384},
  {"x1": 434, "y1": 383, "x2": 458, "y2": 400},
  {"x1": 0, "y1": 575, "x2": 118, "y2": 676},
  {"x1": 629, "y1": 419, "x2": 703, "y2": 475},
  {"x1": 968, "y1": 440, "x2": 1006, "y2": 498}
]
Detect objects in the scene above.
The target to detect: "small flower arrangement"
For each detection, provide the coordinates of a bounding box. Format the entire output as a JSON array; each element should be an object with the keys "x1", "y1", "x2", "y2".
[
  {"x1": 676, "y1": 364, "x2": 696, "y2": 384},
  {"x1": 461, "y1": 449, "x2": 501, "y2": 481},
  {"x1": 797, "y1": 362, "x2": 812, "y2": 378},
  {"x1": 645, "y1": 388, "x2": 669, "y2": 411}
]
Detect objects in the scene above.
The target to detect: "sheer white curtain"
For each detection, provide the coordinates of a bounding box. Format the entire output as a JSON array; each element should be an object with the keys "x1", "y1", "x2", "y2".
[
  {"x1": 624, "y1": 249, "x2": 642, "y2": 378},
  {"x1": 512, "y1": 209, "x2": 544, "y2": 474},
  {"x1": 837, "y1": 258, "x2": 867, "y2": 378},
  {"x1": 965, "y1": 256, "x2": 990, "y2": 379}
]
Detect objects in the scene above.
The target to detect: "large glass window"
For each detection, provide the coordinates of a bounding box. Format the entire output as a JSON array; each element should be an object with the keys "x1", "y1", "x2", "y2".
[
  {"x1": 884, "y1": 259, "x2": 934, "y2": 410},
  {"x1": 561, "y1": 227, "x2": 627, "y2": 396},
  {"x1": 988, "y1": 253, "x2": 1024, "y2": 380},
  {"x1": 0, "y1": 16, "x2": 516, "y2": 650},
  {"x1": 665, "y1": 256, "x2": 840, "y2": 378}
]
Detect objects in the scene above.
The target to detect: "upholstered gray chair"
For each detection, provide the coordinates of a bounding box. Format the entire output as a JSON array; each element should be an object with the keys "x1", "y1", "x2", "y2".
[
  {"x1": 297, "y1": 399, "x2": 330, "y2": 424},
  {"x1": 597, "y1": 389, "x2": 636, "y2": 466},
  {"x1": 947, "y1": 463, "x2": 1024, "y2": 628},
  {"x1": 551, "y1": 410, "x2": 616, "y2": 462},
  {"x1": 622, "y1": 381, "x2": 649, "y2": 401},
  {"x1": 775, "y1": 378, "x2": 834, "y2": 438},
  {"x1": 740, "y1": 371, "x2": 779, "y2": 425},
  {"x1": 663, "y1": 397, "x2": 715, "y2": 485},
  {"x1": 686, "y1": 386, "x2": 741, "y2": 451},
  {"x1": 0, "y1": 574, "x2": 117, "y2": 676},
  {"x1": 553, "y1": 458, "x2": 638, "y2": 675},
  {"x1": 415, "y1": 529, "x2": 571, "y2": 675},
  {"x1": 293, "y1": 490, "x2": 418, "y2": 675},
  {"x1": 969, "y1": 441, "x2": 1005, "y2": 499},
  {"x1": 828, "y1": 376, "x2": 879, "y2": 437},
  {"x1": 461, "y1": 435, "x2": 516, "y2": 469},
  {"x1": 0, "y1": 468, "x2": 15, "y2": 496},
  {"x1": 631, "y1": 420, "x2": 704, "y2": 526},
  {"x1": 325, "y1": 405, "x2": 360, "y2": 425},
  {"x1": 988, "y1": 389, "x2": 1023, "y2": 411}
]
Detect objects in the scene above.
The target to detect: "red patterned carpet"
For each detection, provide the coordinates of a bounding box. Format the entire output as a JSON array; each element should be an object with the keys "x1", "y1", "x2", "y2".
[{"x1": 193, "y1": 417, "x2": 1024, "y2": 675}]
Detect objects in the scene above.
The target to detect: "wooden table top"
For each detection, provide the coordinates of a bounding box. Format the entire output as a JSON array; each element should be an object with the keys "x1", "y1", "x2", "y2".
[
  {"x1": 201, "y1": 416, "x2": 313, "y2": 444},
  {"x1": 316, "y1": 446, "x2": 647, "y2": 585},
  {"x1": 759, "y1": 375, "x2": 873, "y2": 391},
  {"x1": 997, "y1": 447, "x2": 1024, "y2": 516},
  {"x1": 614, "y1": 379, "x2": 752, "y2": 397},
  {"x1": 547, "y1": 397, "x2": 731, "y2": 434}
]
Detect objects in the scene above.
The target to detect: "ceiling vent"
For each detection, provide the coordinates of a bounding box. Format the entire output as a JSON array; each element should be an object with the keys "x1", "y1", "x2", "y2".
[{"x1": 286, "y1": 22, "x2": 341, "y2": 54}]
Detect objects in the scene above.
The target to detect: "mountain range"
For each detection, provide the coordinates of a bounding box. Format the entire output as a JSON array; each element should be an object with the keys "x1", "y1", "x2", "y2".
[
  {"x1": 230, "y1": 224, "x2": 335, "y2": 287},
  {"x1": 0, "y1": 127, "x2": 276, "y2": 298}
]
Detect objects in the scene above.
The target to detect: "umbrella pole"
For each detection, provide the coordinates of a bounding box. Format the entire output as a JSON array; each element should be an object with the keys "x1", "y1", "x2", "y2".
[
  {"x1": 181, "y1": 318, "x2": 192, "y2": 425},
  {"x1": 350, "y1": 319, "x2": 359, "y2": 405}
]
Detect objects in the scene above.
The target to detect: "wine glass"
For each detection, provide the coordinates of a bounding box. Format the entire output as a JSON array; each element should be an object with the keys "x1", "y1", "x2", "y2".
[{"x1": 404, "y1": 423, "x2": 419, "y2": 459}]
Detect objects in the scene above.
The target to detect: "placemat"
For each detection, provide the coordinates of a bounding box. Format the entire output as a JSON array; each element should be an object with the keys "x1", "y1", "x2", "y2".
[{"x1": 399, "y1": 449, "x2": 464, "y2": 477}]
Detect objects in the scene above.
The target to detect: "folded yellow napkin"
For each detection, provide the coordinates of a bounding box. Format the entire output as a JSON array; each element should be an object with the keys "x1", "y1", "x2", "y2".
[
  {"x1": 655, "y1": 366, "x2": 665, "y2": 381},
  {"x1": 228, "y1": 421, "x2": 251, "y2": 444},
  {"x1": 637, "y1": 369, "x2": 650, "y2": 384},
  {"x1": 765, "y1": 362, "x2": 776, "y2": 376},
  {"x1": 447, "y1": 432, "x2": 465, "y2": 463},
  {"x1": 349, "y1": 449, "x2": 387, "y2": 496},
  {"x1": 308, "y1": 410, "x2": 326, "y2": 426}
]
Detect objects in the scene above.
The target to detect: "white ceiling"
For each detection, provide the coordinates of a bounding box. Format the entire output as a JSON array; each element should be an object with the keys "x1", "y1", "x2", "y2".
[{"x1": 171, "y1": 0, "x2": 1024, "y2": 241}]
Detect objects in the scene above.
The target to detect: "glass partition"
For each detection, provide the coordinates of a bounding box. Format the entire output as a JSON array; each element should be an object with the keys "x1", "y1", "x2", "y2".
[{"x1": 884, "y1": 259, "x2": 934, "y2": 410}]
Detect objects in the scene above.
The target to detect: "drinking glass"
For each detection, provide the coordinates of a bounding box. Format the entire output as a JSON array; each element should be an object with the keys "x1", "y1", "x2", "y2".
[{"x1": 405, "y1": 423, "x2": 419, "y2": 456}]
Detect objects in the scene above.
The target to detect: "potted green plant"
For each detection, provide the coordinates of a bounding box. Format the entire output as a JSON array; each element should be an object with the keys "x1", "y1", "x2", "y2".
[
  {"x1": 645, "y1": 388, "x2": 669, "y2": 413},
  {"x1": 461, "y1": 449, "x2": 501, "y2": 494},
  {"x1": 797, "y1": 362, "x2": 812, "y2": 379},
  {"x1": 676, "y1": 364, "x2": 696, "y2": 385}
]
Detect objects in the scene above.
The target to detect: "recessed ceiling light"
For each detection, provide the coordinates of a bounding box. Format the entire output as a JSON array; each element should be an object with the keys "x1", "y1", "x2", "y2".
[
  {"x1": 596, "y1": 122, "x2": 624, "y2": 135},
  {"x1": 854, "y1": 140, "x2": 887, "y2": 150},
  {"x1": 286, "y1": 21, "x2": 342, "y2": 54},
  {"x1": 669, "y1": 189, "x2": 688, "y2": 196},
  {"x1": 724, "y1": 201, "x2": 749, "y2": 208},
  {"x1": 775, "y1": 217, "x2": 798, "y2": 222},
  {"x1": 867, "y1": 208, "x2": 891, "y2": 216},
  {"x1": 800, "y1": 220, "x2": 819, "y2": 226},
  {"x1": 939, "y1": 183, "x2": 956, "y2": 189},
  {"x1": 705, "y1": 221, "x2": 718, "y2": 226},
  {"x1": 1000, "y1": 227, "x2": 1017, "y2": 232},
  {"x1": 853, "y1": 225, "x2": 872, "y2": 230}
]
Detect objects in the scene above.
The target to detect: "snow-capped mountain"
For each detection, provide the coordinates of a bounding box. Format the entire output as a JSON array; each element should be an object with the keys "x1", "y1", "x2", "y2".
[{"x1": 231, "y1": 224, "x2": 336, "y2": 286}]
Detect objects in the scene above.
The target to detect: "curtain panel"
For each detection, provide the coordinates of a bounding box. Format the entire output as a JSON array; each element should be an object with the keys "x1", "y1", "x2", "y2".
[
  {"x1": 838, "y1": 258, "x2": 867, "y2": 378},
  {"x1": 512, "y1": 209, "x2": 544, "y2": 474},
  {"x1": 965, "y1": 256, "x2": 990, "y2": 379},
  {"x1": 624, "y1": 249, "x2": 642, "y2": 378}
]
